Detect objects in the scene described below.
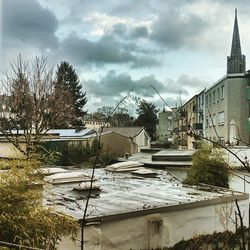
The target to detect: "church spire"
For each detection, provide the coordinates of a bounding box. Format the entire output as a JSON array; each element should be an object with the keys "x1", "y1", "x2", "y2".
[
  {"x1": 227, "y1": 9, "x2": 246, "y2": 74},
  {"x1": 230, "y1": 9, "x2": 242, "y2": 57}
]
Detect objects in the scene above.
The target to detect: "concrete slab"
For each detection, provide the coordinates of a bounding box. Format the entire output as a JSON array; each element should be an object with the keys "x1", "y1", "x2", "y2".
[
  {"x1": 152, "y1": 150, "x2": 195, "y2": 161},
  {"x1": 44, "y1": 168, "x2": 247, "y2": 223},
  {"x1": 127, "y1": 151, "x2": 193, "y2": 168}
]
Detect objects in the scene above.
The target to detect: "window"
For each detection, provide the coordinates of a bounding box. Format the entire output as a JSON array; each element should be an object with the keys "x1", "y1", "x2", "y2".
[
  {"x1": 205, "y1": 117, "x2": 209, "y2": 128},
  {"x1": 209, "y1": 93, "x2": 212, "y2": 105},
  {"x1": 218, "y1": 111, "x2": 225, "y2": 125},
  {"x1": 217, "y1": 88, "x2": 220, "y2": 101},
  {"x1": 213, "y1": 114, "x2": 216, "y2": 126},
  {"x1": 221, "y1": 85, "x2": 224, "y2": 99},
  {"x1": 205, "y1": 95, "x2": 208, "y2": 106},
  {"x1": 213, "y1": 90, "x2": 216, "y2": 103}
]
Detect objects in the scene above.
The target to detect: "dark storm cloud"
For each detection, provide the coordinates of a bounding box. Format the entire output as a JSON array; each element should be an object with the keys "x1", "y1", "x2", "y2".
[
  {"x1": 110, "y1": 23, "x2": 149, "y2": 40},
  {"x1": 59, "y1": 34, "x2": 160, "y2": 68},
  {"x1": 2, "y1": 0, "x2": 58, "y2": 49},
  {"x1": 85, "y1": 71, "x2": 165, "y2": 97},
  {"x1": 151, "y1": 9, "x2": 208, "y2": 49},
  {"x1": 131, "y1": 26, "x2": 149, "y2": 39},
  {"x1": 165, "y1": 75, "x2": 208, "y2": 96},
  {"x1": 84, "y1": 71, "x2": 207, "y2": 100}
]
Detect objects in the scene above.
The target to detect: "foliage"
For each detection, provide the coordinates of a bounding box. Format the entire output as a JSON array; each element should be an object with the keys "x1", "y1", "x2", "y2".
[
  {"x1": 41, "y1": 140, "x2": 118, "y2": 166},
  {"x1": 94, "y1": 106, "x2": 134, "y2": 127},
  {"x1": 185, "y1": 144, "x2": 230, "y2": 188},
  {"x1": 111, "y1": 108, "x2": 134, "y2": 127},
  {"x1": 165, "y1": 228, "x2": 248, "y2": 250},
  {"x1": 96, "y1": 106, "x2": 113, "y2": 120},
  {"x1": 55, "y1": 61, "x2": 87, "y2": 127},
  {"x1": 0, "y1": 158, "x2": 39, "y2": 170},
  {"x1": 99, "y1": 152, "x2": 118, "y2": 165},
  {"x1": 0, "y1": 161, "x2": 78, "y2": 249},
  {"x1": 0, "y1": 55, "x2": 75, "y2": 158},
  {"x1": 134, "y1": 99, "x2": 158, "y2": 139}
]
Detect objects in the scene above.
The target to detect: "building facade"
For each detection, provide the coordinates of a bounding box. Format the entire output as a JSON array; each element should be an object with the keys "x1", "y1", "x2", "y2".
[
  {"x1": 173, "y1": 90, "x2": 205, "y2": 149},
  {"x1": 156, "y1": 109, "x2": 173, "y2": 141},
  {"x1": 204, "y1": 9, "x2": 250, "y2": 146},
  {"x1": 174, "y1": 10, "x2": 250, "y2": 149}
]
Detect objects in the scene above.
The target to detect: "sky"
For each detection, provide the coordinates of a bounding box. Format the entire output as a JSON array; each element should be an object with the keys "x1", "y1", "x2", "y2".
[{"x1": 1, "y1": 0, "x2": 250, "y2": 113}]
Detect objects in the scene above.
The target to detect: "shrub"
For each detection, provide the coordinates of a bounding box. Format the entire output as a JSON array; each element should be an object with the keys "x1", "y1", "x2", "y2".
[
  {"x1": 0, "y1": 158, "x2": 39, "y2": 170},
  {"x1": 185, "y1": 144, "x2": 230, "y2": 188},
  {"x1": 0, "y1": 161, "x2": 78, "y2": 249},
  {"x1": 40, "y1": 140, "x2": 118, "y2": 167}
]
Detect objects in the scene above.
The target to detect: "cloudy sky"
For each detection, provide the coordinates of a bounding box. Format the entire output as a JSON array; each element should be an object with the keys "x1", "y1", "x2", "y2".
[{"x1": 1, "y1": 0, "x2": 250, "y2": 113}]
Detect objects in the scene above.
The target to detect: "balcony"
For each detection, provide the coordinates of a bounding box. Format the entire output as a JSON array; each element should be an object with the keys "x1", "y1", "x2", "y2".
[{"x1": 192, "y1": 123, "x2": 203, "y2": 130}]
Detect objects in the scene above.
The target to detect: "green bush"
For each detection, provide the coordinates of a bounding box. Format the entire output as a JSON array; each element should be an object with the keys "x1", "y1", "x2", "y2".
[
  {"x1": 165, "y1": 228, "x2": 247, "y2": 250},
  {"x1": 0, "y1": 161, "x2": 78, "y2": 249},
  {"x1": 185, "y1": 144, "x2": 230, "y2": 188},
  {"x1": 40, "y1": 140, "x2": 118, "y2": 167}
]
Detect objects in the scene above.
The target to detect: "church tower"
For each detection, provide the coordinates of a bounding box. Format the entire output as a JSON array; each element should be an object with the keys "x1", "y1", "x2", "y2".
[{"x1": 227, "y1": 9, "x2": 246, "y2": 74}]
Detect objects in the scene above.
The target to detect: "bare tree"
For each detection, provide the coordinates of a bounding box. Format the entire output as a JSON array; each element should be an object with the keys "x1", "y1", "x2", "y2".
[{"x1": 0, "y1": 55, "x2": 74, "y2": 158}]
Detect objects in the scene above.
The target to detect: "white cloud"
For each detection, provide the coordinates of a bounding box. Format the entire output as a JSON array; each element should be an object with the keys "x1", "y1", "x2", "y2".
[{"x1": 83, "y1": 11, "x2": 153, "y2": 37}]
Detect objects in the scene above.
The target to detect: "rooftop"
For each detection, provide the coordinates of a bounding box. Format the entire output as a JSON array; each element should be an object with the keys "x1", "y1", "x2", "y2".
[
  {"x1": 47, "y1": 128, "x2": 94, "y2": 138},
  {"x1": 44, "y1": 168, "x2": 247, "y2": 223},
  {"x1": 102, "y1": 127, "x2": 145, "y2": 138}
]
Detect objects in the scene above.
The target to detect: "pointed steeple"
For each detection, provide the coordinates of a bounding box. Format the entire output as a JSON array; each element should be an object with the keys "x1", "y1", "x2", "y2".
[
  {"x1": 230, "y1": 9, "x2": 242, "y2": 56},
  {"x1": 227, "y1": 9, "x2": 246, "y2": 74}
]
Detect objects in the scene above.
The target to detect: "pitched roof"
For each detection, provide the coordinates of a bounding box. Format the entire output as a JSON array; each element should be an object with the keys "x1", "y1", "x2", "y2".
[{"x1": 102, "y1": 127, "x2": 144, "y2": 138}]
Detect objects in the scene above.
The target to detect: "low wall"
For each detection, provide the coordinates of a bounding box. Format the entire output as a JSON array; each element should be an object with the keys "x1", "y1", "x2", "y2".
[{"x1": 58, "y1": 195, "x2": 249, "y2": 249}]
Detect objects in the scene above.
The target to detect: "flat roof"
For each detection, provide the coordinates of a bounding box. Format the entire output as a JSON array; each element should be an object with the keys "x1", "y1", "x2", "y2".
[{"x1": 44, "y1": 168, "x2": 248, "y2": 223}]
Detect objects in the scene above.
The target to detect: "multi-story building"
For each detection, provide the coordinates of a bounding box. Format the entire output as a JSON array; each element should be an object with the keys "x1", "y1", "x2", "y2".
[
  {"x1": 174, "y1": 90, "x2": 205, "y2": 149},
  {"x1": 204, "y1": 9, "x2": 249, "y2": 146},
  {"x1": 156, "y1": 109, "x2": 173, "y2": 141},
  {"x1": 173, "y1": 9, "x2": 250, "y2": 149}
]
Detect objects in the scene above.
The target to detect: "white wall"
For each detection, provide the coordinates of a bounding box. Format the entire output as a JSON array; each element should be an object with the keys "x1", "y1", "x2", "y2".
[
  {"x1": 134, "y1": 130, "x2": 150, "y2": 150},
  {"x1": 58, "y1": 197, "x2": 249, "y2": 249}
]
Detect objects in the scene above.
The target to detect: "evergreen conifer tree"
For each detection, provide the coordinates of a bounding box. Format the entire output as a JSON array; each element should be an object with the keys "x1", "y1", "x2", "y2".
[
  {"x1": 55, "y1": 61, "x2": 87, "y2": 127},
  {"x1": 134, "y1": 99, "x2": 158, "y2": 140}
]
